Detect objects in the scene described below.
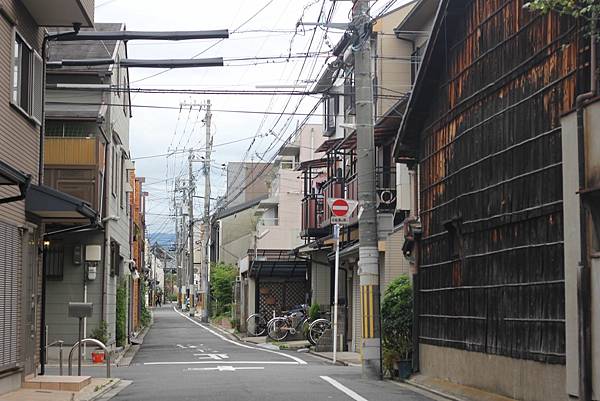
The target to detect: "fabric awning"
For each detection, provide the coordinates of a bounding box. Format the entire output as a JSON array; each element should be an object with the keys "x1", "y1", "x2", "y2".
[
  {"x1": 26, "y1": 184, "x2": 97, "y2": 223},
  {"x1": 0, "y1": 160, "x2": 31, "y2": 204}
]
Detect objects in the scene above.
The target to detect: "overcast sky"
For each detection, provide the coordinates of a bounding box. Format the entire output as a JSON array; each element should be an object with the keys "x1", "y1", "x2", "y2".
[{"x1": 94, "y1": 0, "x2": 407, "y2": 240}]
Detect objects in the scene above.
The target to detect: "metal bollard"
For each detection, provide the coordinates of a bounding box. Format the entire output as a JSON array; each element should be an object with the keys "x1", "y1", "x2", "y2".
[{"x1": 58, "y1": 341, "x2": 64, "y2": 376}]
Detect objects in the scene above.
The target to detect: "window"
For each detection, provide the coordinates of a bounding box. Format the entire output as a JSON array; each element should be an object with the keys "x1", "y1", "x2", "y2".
[
  {"x1": 411, "y1": 42, "x2": 426, "y2": 84},
  {"x1": 12, "y1": 33, "x2": 42, "y2": 123},
  {"x1": 110, "y1": 240, "x2": 120, "y2": 277},
  {"x1": 45, "y1": 121, "x2": 96, "y2": 137},
  {"x1": 344, "y1": 71, "x2": 355, "y2": 115},
  {"x1": 120, "y1": 153, "x2": 125, "y2": 209},
  {"x1": 111, "y1": 143, "x2": 118, "y2": 197},
  {"x1": 324, "y1": 95, "x2": 338, "y2": 136},
  {"x1": 44, "y1": 241, "x2": 65, "y2": 280}
]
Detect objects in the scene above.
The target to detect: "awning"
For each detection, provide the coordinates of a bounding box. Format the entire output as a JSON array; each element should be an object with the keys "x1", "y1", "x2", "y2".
[
  {"x1": 316, "y1": 138, "x2": 343, "y2": 153},
  {"x1": 0, "y1": 160, "x2": 31, "y2": 204},
  {"x1": 297, "y1": 158, "x2": 329, "y2": 171},
  {"x1": 26, "y1": 184, "x2": 97, "y2": 223},
  {"x1": 248, "y1": 250, "x2": 309, "y2": 278}
]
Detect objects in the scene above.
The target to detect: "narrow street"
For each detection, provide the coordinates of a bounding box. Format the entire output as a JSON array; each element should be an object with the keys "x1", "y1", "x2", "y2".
[{"x1": 101, "y1": 306, "x2": 435, "y2": 401}]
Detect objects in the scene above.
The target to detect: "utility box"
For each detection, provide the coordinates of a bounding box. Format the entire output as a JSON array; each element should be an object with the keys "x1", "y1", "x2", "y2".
[
  {"x1": 85, "y1": 245, "x2": 102, "y2": 262},
  {"x1": 68, "y1": 302, "x2": 93, "y2": 318}
]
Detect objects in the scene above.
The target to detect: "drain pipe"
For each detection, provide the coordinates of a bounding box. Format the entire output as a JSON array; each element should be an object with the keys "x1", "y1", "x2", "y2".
[{"x1": 576, "y1": 19, "x2": 597, "y2": 401}]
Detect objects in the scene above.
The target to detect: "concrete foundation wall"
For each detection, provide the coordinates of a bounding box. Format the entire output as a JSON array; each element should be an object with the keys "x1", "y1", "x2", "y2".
[
  {"x1": 419, "y1": 344, "x2": 567, "y2": 401},
  {"x1": 561, "y1": 101, "x2": 600, "y2": 399},
  {"x1": 0, "y1": 371, "x2": 22, "y2": 396}
]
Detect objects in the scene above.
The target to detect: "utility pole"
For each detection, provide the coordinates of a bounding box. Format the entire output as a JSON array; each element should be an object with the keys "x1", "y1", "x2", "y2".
[
  {"x1": 353, "y1": 0, "x2": 381, "y2": 379},
  {"x1": 188, "y1": 150, "x2": 196, "y2": 316},
  {"x1": 201, "y1": 100, "x2": 212, "y2": 323},
  {"x1": 174, "y1": 180, "x2": 182, "y2": 308}
]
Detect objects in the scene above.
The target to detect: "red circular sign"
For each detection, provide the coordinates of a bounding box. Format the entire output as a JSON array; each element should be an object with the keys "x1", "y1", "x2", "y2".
[{"x1": 331, "y1": 199, "x2": 349, "y2": 217}]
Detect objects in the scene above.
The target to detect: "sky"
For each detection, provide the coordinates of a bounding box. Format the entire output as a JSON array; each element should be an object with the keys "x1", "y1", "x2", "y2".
[{"x1": 93, "y1": 0, "x2": 408, "y2": 241}]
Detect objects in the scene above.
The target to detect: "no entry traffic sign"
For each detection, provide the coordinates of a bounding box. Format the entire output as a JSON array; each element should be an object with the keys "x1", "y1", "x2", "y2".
[{"x1": 327, "y1": 198, "x2": 358, "y2": 225}]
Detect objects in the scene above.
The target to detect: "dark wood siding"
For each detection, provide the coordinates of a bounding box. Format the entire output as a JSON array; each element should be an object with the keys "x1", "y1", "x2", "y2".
[{"x1": 416, "y1": 0, "x2": 589, "y2": 364}]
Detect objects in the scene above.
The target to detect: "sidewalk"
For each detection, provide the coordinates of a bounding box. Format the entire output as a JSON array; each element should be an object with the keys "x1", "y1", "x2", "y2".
[
  {"x1": 401, "y1": 375, "x2": 518, "y2": 401},
  {"x1": 0, "y1": 378, "x2": 130, "y2": 401}
]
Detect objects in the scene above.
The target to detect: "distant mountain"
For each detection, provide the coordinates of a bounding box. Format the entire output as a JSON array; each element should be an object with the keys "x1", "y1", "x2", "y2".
[{"x1": 148, "y1": 232, "x2": 176, "y2": 248}]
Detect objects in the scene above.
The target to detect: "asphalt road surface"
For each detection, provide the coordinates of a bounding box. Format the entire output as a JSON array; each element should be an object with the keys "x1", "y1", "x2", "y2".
[{"x1": 72, "y1": 305, "x2": 437, "y2": 401}]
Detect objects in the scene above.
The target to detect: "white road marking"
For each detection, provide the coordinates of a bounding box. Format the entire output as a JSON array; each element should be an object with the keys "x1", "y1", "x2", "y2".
[
  {"x1": 320, "y1": 376, "x2": 369, "y2": 401},
  {"x1": 144, "y1": 361, "x2": 299, "y2": 366},
  {"x1": 172, "y1": 307, "x2": 307, "y2": 365},
  {"x1": 194, "y1": 354, "x2": 229, "y2": 361},
  {"x1": 188, "y1": 345, "x2": 197, "y2": 349},
  {"x1": 186, "y1": 366, "x2": 265, "y2": 372}
]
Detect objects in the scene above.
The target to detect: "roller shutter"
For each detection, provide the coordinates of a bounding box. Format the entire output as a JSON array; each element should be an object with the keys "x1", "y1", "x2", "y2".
[{"x1": 0, "y1": 221, "x2": 21, "y2": 371}]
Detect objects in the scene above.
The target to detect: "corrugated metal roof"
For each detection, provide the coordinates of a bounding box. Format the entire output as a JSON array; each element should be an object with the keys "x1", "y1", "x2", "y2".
[{"x1": 48, "y1": 23, "x2": 124, "y2": 72}]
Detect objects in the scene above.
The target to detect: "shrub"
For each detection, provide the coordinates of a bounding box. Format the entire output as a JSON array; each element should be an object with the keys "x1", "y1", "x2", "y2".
[
  {"x1": 210, "y1": 262, "x2": 238, "y2": 317},
  {"x1": 381, "y1": 275, "x2": 413, "y2": 366},
  {"x1": 115, "y1": 279, "x2": 127, "y2": 347},
  {"x1": 309, "y1": 304, "x2": 321, "y2": 321},
  {"x1": 90, "y1": 320, "x2": 109, "y2": 345}
]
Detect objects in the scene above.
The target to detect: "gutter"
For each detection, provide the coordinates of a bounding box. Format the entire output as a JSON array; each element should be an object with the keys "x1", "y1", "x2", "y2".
[{"x1": 575, "y1": 18, "x2": 597, "y2": 401}]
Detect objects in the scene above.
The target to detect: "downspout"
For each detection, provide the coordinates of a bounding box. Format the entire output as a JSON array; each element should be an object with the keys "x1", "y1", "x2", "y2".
[
  {"x1": 576, "y1": 20, "x2": 597, "y2": 401},
  {"x1": 408, "y1": 160, "x2": 420, "y2": 374},
  {"x1": 99, "y1": 121, "x2": 111, "y2": 327}
]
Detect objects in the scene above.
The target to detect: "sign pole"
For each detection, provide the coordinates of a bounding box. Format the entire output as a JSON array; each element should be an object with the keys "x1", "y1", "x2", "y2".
[{"x1": 333, "y1": 224, "x2": 340, "y2": 364}]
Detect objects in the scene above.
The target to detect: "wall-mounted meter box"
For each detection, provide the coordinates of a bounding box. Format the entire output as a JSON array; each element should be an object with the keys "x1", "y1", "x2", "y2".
[
  {"x1": 73, "y1": 245, "x2": 82, "y2": 265},
  {"x1": 87, "y1": 265, "x2": 97, "y2": 281},
  {"x1": 85, "y1": 245, "x2": 102, "y2": 262}
]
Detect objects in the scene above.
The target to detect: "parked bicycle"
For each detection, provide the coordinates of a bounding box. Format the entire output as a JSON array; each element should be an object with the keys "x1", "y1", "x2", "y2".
[
  {"x1": 246, "y1": 313, "x2": 268, "y2": 337},
  {"x1": 307, "y1": 318, "x2": 331, "y2": 345},
  {"x1": 266, "y1": 304, "x2": 332, "y2": 345}
]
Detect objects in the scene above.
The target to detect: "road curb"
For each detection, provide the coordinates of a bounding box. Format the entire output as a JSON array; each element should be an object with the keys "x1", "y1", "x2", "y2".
[
  {"x1": 115, "y1": 324, "x2": 151, "y2": 367},
  {"x1": 306, "y1": 351, "x2": 349, "y2": 366},
  {"x1": 85, "y1": 379, "x2": 132, "y2": 401},
  {"x1": 79, "y1": 378, "x2": 122, "y2": 401}
]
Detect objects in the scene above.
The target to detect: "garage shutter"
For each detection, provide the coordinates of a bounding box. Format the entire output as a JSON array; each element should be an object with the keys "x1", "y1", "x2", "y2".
[{"x1": 0, "y1": 221, "x2": 21, "y2": 371}]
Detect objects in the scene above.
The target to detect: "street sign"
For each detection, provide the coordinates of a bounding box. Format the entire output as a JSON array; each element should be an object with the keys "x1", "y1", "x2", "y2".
[{"x1": 327, "y1": 198, "x2": 358, "y2": 225}]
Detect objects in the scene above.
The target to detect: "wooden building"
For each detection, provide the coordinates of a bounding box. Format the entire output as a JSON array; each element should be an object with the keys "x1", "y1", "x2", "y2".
[{"x1": 394, "y1": 1, "x2": 594, "y2": 400}]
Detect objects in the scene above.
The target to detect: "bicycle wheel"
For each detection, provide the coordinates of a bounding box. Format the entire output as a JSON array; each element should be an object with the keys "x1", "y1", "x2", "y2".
[
  {"x1": 267, "y1": 317, "x2": 289, "y2": 341},
  {"x1": 246, "y1": 314, "x2": 267, "y2": 337},
  {"x1": 308, "y1": 318, "x2": 331, "y2": 345}
]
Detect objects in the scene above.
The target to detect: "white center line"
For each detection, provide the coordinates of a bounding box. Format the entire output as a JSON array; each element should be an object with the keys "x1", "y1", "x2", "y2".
[
  {"x1": 320, "y1": 376, "x2": 369, "y2": 401},
  {"x1": 144, "y1": 361, "x2": 299, "y2": 366},
  {"x1": 186, "y1": 366, "x2": 265, "y2": 372},
  {"x1": 172, "y1": 307, "x2": 307, "y2": 365}
]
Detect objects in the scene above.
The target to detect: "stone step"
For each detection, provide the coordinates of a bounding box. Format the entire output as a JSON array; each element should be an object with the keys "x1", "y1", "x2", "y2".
[{"x1": 23, "y1": 375, "x2": 92, "y2": 392}]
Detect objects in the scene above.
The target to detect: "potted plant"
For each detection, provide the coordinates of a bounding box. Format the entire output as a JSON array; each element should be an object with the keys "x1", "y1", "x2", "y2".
[
  {"x1": 90, "y1": 321, "x2": 108, "y2": 363},
  {"x1": 382, "y1": 275, "x2": 413, "y2": 379}
]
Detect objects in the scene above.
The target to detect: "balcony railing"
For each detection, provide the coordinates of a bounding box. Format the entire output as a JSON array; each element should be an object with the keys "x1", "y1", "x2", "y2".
[
  {"x1": 301, "y1": 194, "x2": 328, "y2": 239},
  {"x1": 45, "y1": 137, "x2": 99, "y2": 166},
  {"x1": 43, "y1": 137, "x2": 102, "y2": 210}
]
